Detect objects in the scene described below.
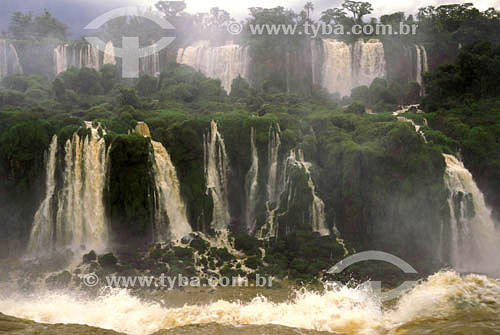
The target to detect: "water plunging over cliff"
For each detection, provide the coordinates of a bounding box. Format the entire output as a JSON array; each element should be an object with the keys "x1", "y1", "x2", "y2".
[
  {"x1": 0, "y1": 40, "x2": 23, "y2": 81},
  {"x1": 55, "y1": 122, "x2": 109, "y2": 252},
  {"x1": 204, "y1": 121, "x2": 231, "y2": 231},
  {"x1": 177, "y1": 41, "x2": 250, "y2": 93},
  {"x1": 27, "y1": 135, "x2": 59, "y2": 254},
  {"x1": 135, "y1": 122, "x2": 192, "y2": 241},
  {"x1": 54, "y1": 42, "x2": 115, "y2": 75},
  {"x1": 443, "y1": 154, "x2": 500, "y2": 275},
  {"x1": 316, "y1": 39, "x2": 386, "y2": 97},
  {"x1": 245, "y1": 127, "x2": 259, "y2": 233}
]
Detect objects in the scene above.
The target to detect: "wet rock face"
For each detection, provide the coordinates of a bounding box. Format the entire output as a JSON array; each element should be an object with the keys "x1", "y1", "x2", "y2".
[{"x1": 0, "y1": 313, "x2": 125, "y2": 335}]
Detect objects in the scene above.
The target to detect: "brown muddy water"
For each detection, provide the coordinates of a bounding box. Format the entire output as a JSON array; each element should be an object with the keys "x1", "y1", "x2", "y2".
[{"x1": 1, "y1": 271, "x2": 499, "y2": 335}]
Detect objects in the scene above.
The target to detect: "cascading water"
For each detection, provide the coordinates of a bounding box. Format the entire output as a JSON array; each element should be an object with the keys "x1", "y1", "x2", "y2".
[
  {"x1": 135, "y1": 122, "x2": 192, "y2": 241},
  {"x1": 245, "y1": 127, "x2": 259, "y2": 233},
  {"x1": 27, "y1": 135, "x2": 59, "y2": 254},
  {"x1": 177, "y1": 41, "x2": 250, "y2": 93},
  {"x1": 141, "y1": 43, "x2": 161, "y2": 77},
  {"x1": 55, "y1": 122, "x2": 109, "y2": 252},
  {"x1": 319, "y1": 39, "x2": 352, "y2": 97},
  {"x1": 443, "y1": 154, "x2": 500, "y2": 275},
  {"x1": 317, "y1": 39, "x2": 386, "y2": 97},
  {"x1": 204, "y1": 121, "x2": 231, "y2": 231},
  {"x1": 0, "y1": 40, "x2": 23, "y2": 81},
  {"x1": 103, "y1": 41, "x2": 116, "y2": 66},
  {"x1": 415, "y1": 45, "x2": 422, "y2": 86},
  {"x1": 352, "y1": 39, "x2": 386, "y2": 88},
  {"x1": 257, "y1": 124, "x2": 281, "y2": 238}
]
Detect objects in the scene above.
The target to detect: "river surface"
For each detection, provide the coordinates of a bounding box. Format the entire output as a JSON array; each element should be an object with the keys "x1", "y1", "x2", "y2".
[{"x1": 1, "y1": 271, "x2": 499, "y2": 335}]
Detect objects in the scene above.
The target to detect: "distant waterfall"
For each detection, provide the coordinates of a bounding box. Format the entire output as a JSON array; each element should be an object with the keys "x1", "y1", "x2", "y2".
[
  {"x1": 317, "y1": 39, "x2": 386, "y2": 97},
  {"x1": 27, "y1": 136, "x2": 59, "y2": 254},
  {"x1": 415, "y1": 45, "x2": 423, "y2": 86},
  {"x1": 135, "y1": 122, "x2": 192, "y2": 241},
  {"x1": 320, "y1": 40, "x2": 353, "y2": 97},
  {"x1": 0, "y1": 40, "x2": 23, "y2": 81},
  {"x1": 245, "y1": 128, "x2": 259, "y2": 233},
  {"x1": 204, "y1": 120, "x2": 231, "y2": 231},
  {"x1": 177, "y1": 41, "x2": 250, "y2": 93},
  {"x1": 54, "y1": 42, "x2": 115, "y2": 75},
  {"x1": 55, "y1": 122, "x2": 109, "y2": 251},
  {"x1": 353, "y1": 39, "x2": 386, "y2": 88},
  {"x1": 141, "y1": 44, "x2": 161, "y2": 77},
  {"x1": 103, "y1": 41, "x2": 116, "y2": 66},
  {"x1": 444, "y1": 154, "x2": 500, "y2": 275}
]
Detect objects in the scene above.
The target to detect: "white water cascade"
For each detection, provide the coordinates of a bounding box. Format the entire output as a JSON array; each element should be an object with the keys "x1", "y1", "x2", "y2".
[
  {"x1": 141, "y1": 44, "x2": 161, "y2": 77},
  {"x1": 443, "y1": 154, "x2": 500, "y2": 275},
  {"x1": 54, "y1": 42, "x2": 116, "y2": 75},
  {"x1": 55, "y1": 122, "x2": 109, "y2": 251},
  {"x1": 353, "y1": 39, "x2": 386, "y2": 88},
  {"x1": 316, "y1": 39, "x2": 386, "y2": 97},
  {"x1": 177, "y1": 41, "x2": 250, "y2": 93},
  {"x1": 0, "y1": 40, "x2": 23, "y2": 81},
  {"x1": 320, "y1": 39, "x2": 353, "y2": 97},
  {"x1": 287, "y1": 150, "x2": 330, "y2": 236},
  {"x1": 27, "y1": 135, "x2": 59, "y2": 254},
  {"x1": 103, "y1": 41, "x2": 117, "y2": 66},
  {"x1": 135, "y1": 122, "x2": 192, "y2": 241},
  {"x1": 204, "y1": 121, "x2": 231, "y2": 231},
  {"x1": 257, "y1": 125, "x2": 282, "y2": 239},
  {"x1": 245, "y1": 127, "x2": 259, "y2": 233}
]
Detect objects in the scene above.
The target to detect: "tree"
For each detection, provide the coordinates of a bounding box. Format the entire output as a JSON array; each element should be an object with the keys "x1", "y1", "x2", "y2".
[
  {"x1": 341, "y1": 1, "x2": 373, "y2": 22},
  {"x1": 8, "y1": 10, "x2": 67, "y2": 40},
  {"x1": 320, "y1": 8, "x2": 347, "y2": 25},
  {"x1": 155, "y1": 1, "x2": 186, "y2": 17},
  {"x1": 304, "y1": 2, "x2": 315, "y2": 20}
]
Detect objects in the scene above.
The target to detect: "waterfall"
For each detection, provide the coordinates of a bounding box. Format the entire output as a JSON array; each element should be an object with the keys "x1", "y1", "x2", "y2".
[
  {"x1": 0, "y1": 40, "x2": 23, "y2": 81},
  {"x1": 204, "y1": 120, "x2": 231, "y2": 231},
  {"x1": 245, "y1": 127, "x2": 259, "y2": 233},
  {"x1": 318, "y1": 39, "x2": 386, "y2": 97},
  {"x1": 320, "y1": 39, "x2": 353, "y2": 97},
  {"x1": 27, "y1": 136, "x2": 59, "y2": 254},
  {"x1": 141, "y1": 44, "x2": 161, "y2": 77},
  {"x1": 135, "y1": 122, "x2": 192, "y2": 241},
  {"x1": 415, "y1": 45, "x2": 422, "y2": 86},
  {"x1": 353, "y1": 39, "x2": 386, "y2": 88},
  {"x1": 288, "y1": 150, "x2": 330, "y2": 236},
  {"x1": 103, "y1": 41, "x2": 116, "y2": 66},
  {"x1": 55, "y1": 122, "x2": 109, "y2": 252},
  {"x1": 177, "y1": 41, "x2": 250, "y2": 93},
  {"x1": 443, "y1": 154, "x2": 500, "y2": 275},
  {"x1": 421, "y1": 45, "x2": 429, "y2": 74},
  {"x1": 54, "y1": 42, "x2": 114, "y2": 75}
]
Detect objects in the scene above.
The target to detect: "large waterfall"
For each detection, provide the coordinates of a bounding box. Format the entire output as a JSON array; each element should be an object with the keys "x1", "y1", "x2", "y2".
[
  {"x1": 177, "y1": 41, "x2": 250, "y2": 93},
  {"x1": 316, "y1": 39, "x2": 386, "y2": 97},
  {"x1": 55, "y1": 122, "x2": 109, "y2": 251},
  {"x1": 352, "y1": 39, "x2": 386, "y2": 88},
  {"x1": 245, "y1": 127, "x2": 259, "y2": 233},
  {"x1": 320, "y1": 40, "x2": 353, "y2": 97},
  {"x1": 135, "y1": 122, "x2": 192, "y2": 241},
  {"x1": 0, "y1": 40, "x2": 23, "y2": 81},
  {"x1": 28, "y1": 123, "x2": 109, "y2": 254},
  {"x1": 54, "y1": 42, "x2": 116, "y2": 75},
  {"x1": 204, "y1": 120, "x2": 231, "y2": 231},
  {"x1": 444, "y1": 154, "x2": 500, "y2": 275},
  {"x1": 27, "y1": 136, "x2": 59, "y2": 254}
]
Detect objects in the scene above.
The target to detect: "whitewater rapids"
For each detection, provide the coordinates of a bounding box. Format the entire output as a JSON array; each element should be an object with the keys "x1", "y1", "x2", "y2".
[{"x1": 1, "y1": 271, "x2": 499, "y2": 335}]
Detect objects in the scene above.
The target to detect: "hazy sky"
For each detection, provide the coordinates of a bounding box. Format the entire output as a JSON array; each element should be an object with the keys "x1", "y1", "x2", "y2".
[{"x1": 175, "y1": 0, "x2": 500, "y2": 18}]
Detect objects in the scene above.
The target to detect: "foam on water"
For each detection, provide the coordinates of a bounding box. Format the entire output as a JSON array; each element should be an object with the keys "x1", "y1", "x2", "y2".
[{"x1": 2, "y1": 271, "x2": 498, "y2": 335}]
